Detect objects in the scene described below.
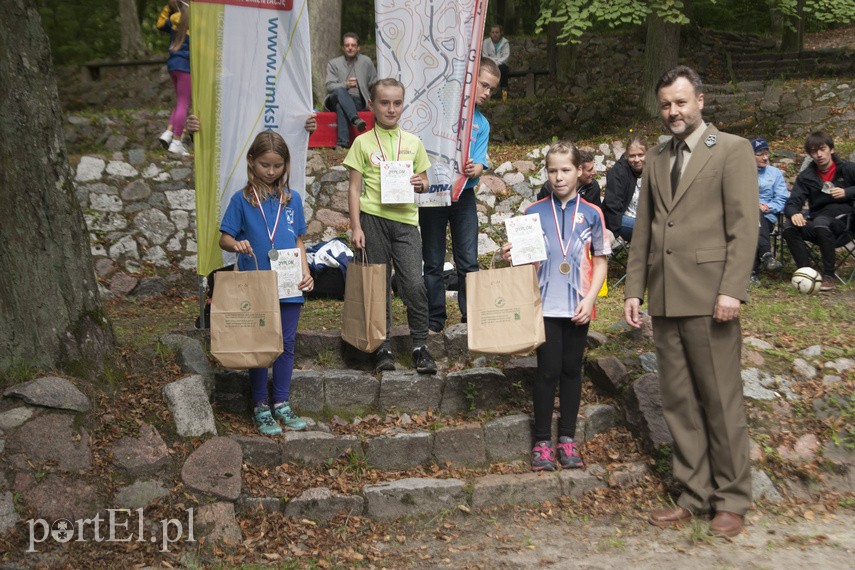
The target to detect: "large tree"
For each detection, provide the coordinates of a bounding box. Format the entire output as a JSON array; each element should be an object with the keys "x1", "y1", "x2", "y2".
[
  {"x1": 0, "y1": 0, "x2": 113, "y2": 375},
  {"x1": 119, "y1": 0, "x2": 146, "y2": 59},
  {"x1": 309, "y1": 0, "x2": 341, "y2": 106}
]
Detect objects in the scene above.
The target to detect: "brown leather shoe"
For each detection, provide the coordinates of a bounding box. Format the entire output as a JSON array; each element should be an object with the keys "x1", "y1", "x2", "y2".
[
  {"x1": 648, "y1": 506, "x2": 692, "y2": 528},
  {"x1": 709, "y1": 511, "x2": 744, "y2": 537}
]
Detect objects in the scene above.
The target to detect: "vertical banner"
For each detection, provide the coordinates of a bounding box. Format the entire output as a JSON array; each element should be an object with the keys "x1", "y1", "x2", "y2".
[
  {"x1": 375, "y1": 0, "x2": 488, "y2": 205},
  {"x1": 192, "y1": 0, "x2": 312, "y2": 277}
]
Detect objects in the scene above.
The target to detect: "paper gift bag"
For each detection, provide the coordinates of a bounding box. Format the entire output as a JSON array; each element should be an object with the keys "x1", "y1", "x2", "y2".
[
  {"x1": 466, "y1": 263, "x2": 546, "y2": 355},
  {"x1": 210, "y1": 255, "x2": 283, "y2": 369},
  {"x1": 341, "y1": 250, "x2": 387, "y2": 353}
]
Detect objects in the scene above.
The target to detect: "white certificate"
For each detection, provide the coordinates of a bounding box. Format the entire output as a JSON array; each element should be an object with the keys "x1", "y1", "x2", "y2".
[
  {"x1": 505, "y1": 214, "x2": 547, "y2": 266},
  {"x1": 380, "y1": 160, "x2": 415, "y2": 204},
  {"x1": 271, "y1": 248, "x2": 303, "y2": 299}
]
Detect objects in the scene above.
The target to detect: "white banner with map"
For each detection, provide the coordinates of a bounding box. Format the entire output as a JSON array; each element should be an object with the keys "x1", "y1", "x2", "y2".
[{"x1": 375, "y1": 0, "x2": 488, "y2": 205}]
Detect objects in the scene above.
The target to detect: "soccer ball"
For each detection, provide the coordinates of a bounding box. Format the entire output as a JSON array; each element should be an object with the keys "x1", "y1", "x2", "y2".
[{"x1": 791, "y1": 267, "x2": 822, "y2": 294}]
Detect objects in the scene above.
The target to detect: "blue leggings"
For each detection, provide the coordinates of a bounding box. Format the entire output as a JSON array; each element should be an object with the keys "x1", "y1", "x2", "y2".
[{"x1": 249, "y1": 302, "x2": 301, "y2": 405}]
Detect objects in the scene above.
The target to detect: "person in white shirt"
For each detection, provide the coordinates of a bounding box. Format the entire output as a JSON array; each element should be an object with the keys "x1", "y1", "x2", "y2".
[{"x1": 481, "y1": 24, "x2": 509, "y2": 97}]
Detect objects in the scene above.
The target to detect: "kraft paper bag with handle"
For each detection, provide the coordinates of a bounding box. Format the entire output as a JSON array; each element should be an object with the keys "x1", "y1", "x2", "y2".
[
  {"x1": 466, "y1": 261, "x2": 546, "y2": 355},
  {"x1": 341, "y1": 248, "x2": 387, "y2": 353},
  {"x1": 210, "y1": 253, "x2": 283, "y2": 369}
]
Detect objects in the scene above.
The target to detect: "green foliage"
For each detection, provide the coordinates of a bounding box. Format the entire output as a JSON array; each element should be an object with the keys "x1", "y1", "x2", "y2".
[
  {"x1": 536, "y1": 0, "x2": 688, "y2": 45},
  {"x1": 536, "y1": 0, "x2": 854, "y2": 46}
]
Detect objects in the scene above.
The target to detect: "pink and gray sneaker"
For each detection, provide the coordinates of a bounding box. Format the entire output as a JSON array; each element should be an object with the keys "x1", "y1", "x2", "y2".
[
  {"x1": 531, "y1": 440, "x2": 556, "y2": 472},
  {"x1": 557, "y1": 436, "x2": 584, "y2": 469}
]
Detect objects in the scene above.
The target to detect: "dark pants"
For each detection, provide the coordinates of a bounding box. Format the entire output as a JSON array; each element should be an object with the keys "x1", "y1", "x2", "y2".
[
  {"x1": 419, "y1": 187, "x2": 479, "y2": 330},
  {"x1": 324, "y1": 88, "x2": 365, "y2": 147},
  {"x1": 249, "y1": 302, "x2": 301, "y2": 405},
  {"x1": 360, "y1": 212, "x2": 429, "y2": 350},
  {"x1": 782, "y1": 214, "x2": 845, "y2": 276},
  {"x1": 533, "y1": 318, "x2": 588, "y2": 442},
  {"x1": 753, "y1": 214, "x2": 776, "y2": 271},
  {"x1": 498, "y1": 63, "x2": 509, "y2": 90}
]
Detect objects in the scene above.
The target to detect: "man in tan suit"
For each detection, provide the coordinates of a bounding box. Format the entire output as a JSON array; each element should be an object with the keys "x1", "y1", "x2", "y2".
[{"x1": 624, "y1": 66, "x2": 758, "y2": 537}]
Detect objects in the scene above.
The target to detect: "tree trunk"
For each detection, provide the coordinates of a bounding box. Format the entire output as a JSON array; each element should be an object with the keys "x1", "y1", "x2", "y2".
[
  {"x1": 0, "y1": 0, "x2": 113, "y2": 375},
  {"x1": 639, "y1": 13, "x2": 681, "y2": 117},
  {"x1": 503, "y1": 0, "x2": 516, "y2": 35},
  {"x1": 309, "y1": 0, "x2": 341, "y2": 106},
  {"x1": 119, "y1": 0, "x2": 146, "y2": 59},
  {"x1": 780, "y1": 0, "x2": 805, "y2": 53},
  {"x1": 548, "y1": 22, "x2": 577, "y2": 82}
]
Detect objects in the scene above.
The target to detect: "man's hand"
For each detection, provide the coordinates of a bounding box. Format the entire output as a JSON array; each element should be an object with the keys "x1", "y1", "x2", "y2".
[
  {"x1": 713, "y1": 294, "x2": 740, "y2": 322},
  {"x1": 304, "y1": 113, "x2": 317, "y2": 134},
  {"x1": 624, "y1": 298, "x2": 642, "y2": 329},
  {"x1": 346, "y1": 77, "x2": 357, "y2": 89},
  {"x1": 831, "y1": 187, "x2": 846, "y2": 199},
  {"x1": 790, "y1": 212, "x2": 806, "y2": 227}
]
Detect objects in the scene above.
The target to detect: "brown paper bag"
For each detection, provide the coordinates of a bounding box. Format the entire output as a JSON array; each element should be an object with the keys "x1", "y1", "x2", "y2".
[
  {"x1": 466, "y1": 263, "x2": 546, "y2": 355},
  {"x1": 341, "y1": 250, "x2": 387, "y2": 353},
  {"x1": 210, "y1": 255, "x2": 283, "y2": 369}
]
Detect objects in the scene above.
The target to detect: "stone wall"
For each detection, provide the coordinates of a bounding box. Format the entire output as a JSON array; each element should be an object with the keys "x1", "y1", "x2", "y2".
[{"x1": 77, "y1": 139, "x2": 833, "y2": 292}]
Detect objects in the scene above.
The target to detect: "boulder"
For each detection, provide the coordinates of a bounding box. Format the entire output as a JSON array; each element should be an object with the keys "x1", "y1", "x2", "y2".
[{"x1": 181, "y1": 437, "x2": 242, "y2": 500}]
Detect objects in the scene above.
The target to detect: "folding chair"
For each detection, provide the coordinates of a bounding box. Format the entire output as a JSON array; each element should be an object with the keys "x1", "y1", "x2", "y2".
[
  {"x1": 806, "y1": 212, "x2": 855, "y2": 284},
  {"x1": 609, "y1": 234, "x2": 630, "y2": 286},
  {"x1": 769, "y1": 212, "x2": 786, "y2": 265}
]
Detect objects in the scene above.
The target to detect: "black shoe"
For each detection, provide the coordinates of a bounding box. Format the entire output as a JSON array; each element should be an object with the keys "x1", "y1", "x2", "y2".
[
  {"x1": 412, "y1": 346, "x2": 437, "y2": 374},
  {"x1": 761, "y1": 252, "x2": 783, "y2": 272},
  {"x1": 352, "y1": 117, "x2": 368, "y2": 132},
  {"x1": 374, "y1": 349, "x2": 395, "y2": 373}
]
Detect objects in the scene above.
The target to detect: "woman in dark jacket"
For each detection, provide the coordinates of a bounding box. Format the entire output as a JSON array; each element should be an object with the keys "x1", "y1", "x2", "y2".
[{"x1": 603, "y1": 137, "x2": 647, "y2": 241}]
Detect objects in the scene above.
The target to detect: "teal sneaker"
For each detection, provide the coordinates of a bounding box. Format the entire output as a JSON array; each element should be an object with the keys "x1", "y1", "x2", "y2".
[
  {"x1": 253, "y1": 404, "x2": 282, "y2": 436},
  {"x1": 273, "y1": 401, "x2": 307, "y2": 431}
]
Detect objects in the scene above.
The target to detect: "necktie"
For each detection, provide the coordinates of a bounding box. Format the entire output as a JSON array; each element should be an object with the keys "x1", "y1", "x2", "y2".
[{"x1": 671, "y1": 140, "x2": 687, "y2": 197}]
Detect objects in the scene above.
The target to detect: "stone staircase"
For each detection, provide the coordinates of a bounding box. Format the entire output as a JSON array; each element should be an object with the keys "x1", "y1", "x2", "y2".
[{"x1": 203, "y1": 323, "x2": 642, "y2": 521}]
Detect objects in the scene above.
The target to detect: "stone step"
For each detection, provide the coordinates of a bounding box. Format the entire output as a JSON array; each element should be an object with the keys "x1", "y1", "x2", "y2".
[
  {"x1": 236, "y1": 463, "x2": 635, "y2": 522},
  {"x1": 227, "y1": 402, "x2": 620, "y2": 472}
]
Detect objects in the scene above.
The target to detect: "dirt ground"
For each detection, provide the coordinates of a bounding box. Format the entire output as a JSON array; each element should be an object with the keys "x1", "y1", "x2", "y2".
[{"x1": 375, "y1": 507, "x2": 855, "y2": 569}]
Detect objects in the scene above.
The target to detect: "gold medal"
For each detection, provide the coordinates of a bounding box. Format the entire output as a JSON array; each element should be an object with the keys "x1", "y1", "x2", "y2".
[{"x1": 559, "y1": 261, "x2": 571, "y2": 275}]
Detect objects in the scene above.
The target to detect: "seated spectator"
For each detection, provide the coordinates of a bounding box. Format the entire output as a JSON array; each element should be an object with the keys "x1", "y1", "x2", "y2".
[
  {"x1": 324, "y1": 33, "x2": 377, "y2": 148},
  {"x1": 537, "y1": 150, "x2": 601, "y2": 208},
  {"x1": 750, "y1": 137, "x2": 786, "y2": 282},
  {"x1": 603, "y1": 137, "x2": 647, "y2": 241},
  {"x1": 482, "y1": 24, "x2": 509, "y2": 98},
  {"x1": 782, "y1": 131, "x2": 855, "y2": 291}
]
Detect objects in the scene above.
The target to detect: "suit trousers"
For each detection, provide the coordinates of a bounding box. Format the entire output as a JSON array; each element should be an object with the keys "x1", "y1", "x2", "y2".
[{"x1": 652, "y1": 315, "x2": 752, "y2": 515}]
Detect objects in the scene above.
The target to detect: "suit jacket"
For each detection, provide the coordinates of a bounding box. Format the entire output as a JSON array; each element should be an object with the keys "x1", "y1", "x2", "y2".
[{"x1": 625, "y1": 124, "x2": 758, "y2": 317}]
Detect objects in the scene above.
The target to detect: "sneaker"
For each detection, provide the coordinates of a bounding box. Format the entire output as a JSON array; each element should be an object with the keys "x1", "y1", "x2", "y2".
[
  {"x1": 352, "y1": 117, "x2": 368, "y2": 132},
  {"x1": 158, "y1": 129, "x2": 174, "y2": 149},
  {"x1": 273, "y1": 401, "x2": 307, "y2": 430},
  {"x1": 531, "y1": 440, "x2": 556, "y2": 472},
  {"x1": 167, "y1": 139, "x2": 191, "y2": 157},
  {"x1": 749, "y1": 272, "x2": 760, "y2": 285},
  {"x1": 412, "y1": 346, "x2": 437, "y2": 374},
  {"x1": 374, "y1": 349, "x2": 395, "y2": 373},
  {"x1": 253, "y1": 404, "x2": 282, "y2": 436},
  {"x1": 820, "y1": 275, "x2": 836, "y2": 292},
  {"x1": 761, "y1": 252, "x2": 783, "y2": 272},
  {"x1": 557, "y1": 436, "x2": 584, "y2": 469}
]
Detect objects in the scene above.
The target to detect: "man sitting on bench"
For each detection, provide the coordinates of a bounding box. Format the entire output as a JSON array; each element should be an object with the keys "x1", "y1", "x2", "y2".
[{"x1": 324, "y1": 33, "x2": 377, "y2": 149}]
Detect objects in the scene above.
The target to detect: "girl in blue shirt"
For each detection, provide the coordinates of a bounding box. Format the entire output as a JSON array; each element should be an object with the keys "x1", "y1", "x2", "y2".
[
  {"x1": 220, "y1": 131, "x2": 313, "y2": 435},
  {"x1": 502, "y1": 141, "x2": 609, "y2": 471}
]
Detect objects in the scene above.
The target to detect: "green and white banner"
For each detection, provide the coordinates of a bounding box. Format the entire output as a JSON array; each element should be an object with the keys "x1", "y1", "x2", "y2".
[{"x1": 192, "y1": 0, "x2": 311, "y2": 277}]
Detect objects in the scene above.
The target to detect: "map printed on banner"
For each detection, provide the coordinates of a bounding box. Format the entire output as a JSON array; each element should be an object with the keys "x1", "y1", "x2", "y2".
[{"x1": 375, "y1": 0, "x2": 488, "y2": 206}]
